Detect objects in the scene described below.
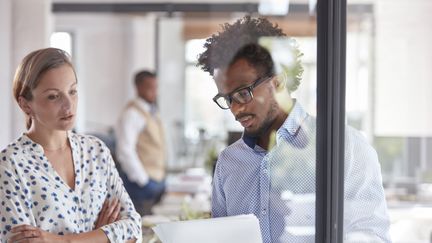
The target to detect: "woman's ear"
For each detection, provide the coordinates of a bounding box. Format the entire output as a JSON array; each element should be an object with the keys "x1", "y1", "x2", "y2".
[{"x1": 18, "y1": 96, "x2": 33, "y2": 116}]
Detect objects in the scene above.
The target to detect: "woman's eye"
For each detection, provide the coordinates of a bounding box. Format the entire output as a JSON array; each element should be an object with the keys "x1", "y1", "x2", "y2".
[{"x1": 47, "y1": 95, "x2": 58, "y2": 100}]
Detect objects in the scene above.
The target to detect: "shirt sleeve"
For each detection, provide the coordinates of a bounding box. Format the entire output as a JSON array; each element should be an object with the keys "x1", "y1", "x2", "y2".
[
  {"x1": 115, "y1": 107, "x2": 149, "y2": 186},
  {"x1": 100, "y1": 148, "x2": 143, "y2": 242},
  {"x1": 211, "y1": 154, "x2": 227, "y2": 217},
  {"x1": 0, "y1": 163, "x2": 35, "y2": 242},
  {"x1": 343, "y1": 129, "x2": 392, "y2": 243}
]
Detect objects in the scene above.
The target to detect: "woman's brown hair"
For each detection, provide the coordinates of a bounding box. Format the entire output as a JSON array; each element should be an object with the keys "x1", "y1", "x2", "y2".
[{"x1": 12, "y1": 48, "x2": 76, "y2": 129}]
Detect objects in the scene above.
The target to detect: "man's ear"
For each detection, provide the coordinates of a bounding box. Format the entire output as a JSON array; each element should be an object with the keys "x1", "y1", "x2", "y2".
[
  {"x1": 18, "y1": 96, "x2": 33, "y2": 116},
  {"x1": 273, "y1": 73, "x2": 287, "y2": 92}
]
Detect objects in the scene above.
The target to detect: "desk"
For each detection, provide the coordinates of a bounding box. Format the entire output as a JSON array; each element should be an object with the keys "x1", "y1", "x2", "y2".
[{"x1": 141, "y1": 169, "x2": 212, "y2": 242}]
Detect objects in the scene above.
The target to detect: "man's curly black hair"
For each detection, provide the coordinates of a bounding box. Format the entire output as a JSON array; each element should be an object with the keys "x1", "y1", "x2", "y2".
[{"x1": 197, "y1": 16, "x2": 285, "y2": 77}]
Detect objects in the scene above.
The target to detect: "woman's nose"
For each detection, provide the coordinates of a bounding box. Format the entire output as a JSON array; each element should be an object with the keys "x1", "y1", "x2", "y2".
[{"x1": 62, "y1": 94, "x2": 72, "y2": 110}]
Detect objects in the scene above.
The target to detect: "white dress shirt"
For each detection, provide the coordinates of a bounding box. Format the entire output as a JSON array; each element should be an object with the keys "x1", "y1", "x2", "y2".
[{"x1": 115, "y1": 98, "x2": 155, "y2": 187}]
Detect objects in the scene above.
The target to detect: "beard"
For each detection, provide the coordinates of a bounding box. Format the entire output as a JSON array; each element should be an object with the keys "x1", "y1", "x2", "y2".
[{"x1": 244, "y1": 100, "x2": 279, "y2": 138}]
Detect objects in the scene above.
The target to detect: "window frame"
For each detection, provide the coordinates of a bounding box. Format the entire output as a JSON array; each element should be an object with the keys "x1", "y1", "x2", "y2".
[{"x1": 316, "y1": 0, "x2": 347, "y2": 242}]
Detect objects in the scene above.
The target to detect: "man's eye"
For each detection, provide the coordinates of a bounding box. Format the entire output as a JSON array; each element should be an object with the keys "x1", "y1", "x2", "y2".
[
  {"x1": 234, "y1": 89, "x2": 250, "y2": 99},
  {"x1": 238, "y1": 89, "x2": 250, "y2": 97},
  {"x1": 70, "y1": 89, "x2": 77, "y2": 95},
  {"x1": 225, "y1": 97, "x2": 232, "y2": 105}
]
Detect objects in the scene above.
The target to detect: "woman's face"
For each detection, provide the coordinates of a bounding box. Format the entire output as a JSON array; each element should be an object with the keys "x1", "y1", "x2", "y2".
[{"x1": 24, "y1": 64, "x2": 78, "y2": 132}]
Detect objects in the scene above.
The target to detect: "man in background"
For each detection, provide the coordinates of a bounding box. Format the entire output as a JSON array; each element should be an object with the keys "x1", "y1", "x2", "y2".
[{"x1": 116, "y1": 70, "x2": 166, "y2": 215}]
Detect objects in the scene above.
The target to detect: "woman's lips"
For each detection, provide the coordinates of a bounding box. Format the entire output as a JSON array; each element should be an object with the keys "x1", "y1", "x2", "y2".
[{"x1": 61, "y1": 114, "x2": 74, "y2": 121}]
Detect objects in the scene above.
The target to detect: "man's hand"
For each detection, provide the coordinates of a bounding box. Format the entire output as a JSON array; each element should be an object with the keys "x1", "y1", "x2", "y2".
[
  {"x1": 94, "y1": 198, "x2": 121, "y2": 229},
  {"x1": 8, "y1": 224, "x2": 65, "y2": 243}
]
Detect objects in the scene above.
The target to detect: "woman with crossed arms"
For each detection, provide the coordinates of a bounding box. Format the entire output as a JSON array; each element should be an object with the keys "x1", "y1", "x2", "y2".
[{"x1": 0, "y1": 48, "x2": 142, "y2": 242}]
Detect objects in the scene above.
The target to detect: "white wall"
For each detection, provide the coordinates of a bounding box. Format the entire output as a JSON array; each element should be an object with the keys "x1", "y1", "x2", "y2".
[
  {"x1": 374, "y1": 0, "x2": 432, "y2": 136},
  {"x1": 128, "y1": 14, "x2": 158, "y2": 99},
  {"x1": 55, "y1": 13, "x2": 160, "y2": 134},
  {"x1": 0, "y1": 0, "x2": 13, "y2": 149},
  {"x1": 54, "y1": 13, "x2": 184, "y2": 166},
  {"x1": 1, "y1": 5, "x2": 184, "y2": 163},
  {"x1": 158, "y1": 17, "x2": 186, "y2": 167},
  {"x1": 0, "y1": 0, "x2": 52, "y2": 148},
  {"x1": 55, "y1": 14, "x2": 133, "y2": 133}
]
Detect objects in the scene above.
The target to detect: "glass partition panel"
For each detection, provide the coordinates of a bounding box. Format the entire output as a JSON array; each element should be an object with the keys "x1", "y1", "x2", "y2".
[
  {"x1": 346, "y1": 1, "x2": 432, "y2": 242},
  {"x1": 51, "y1": 2, "x2": 319, "y2": 242}
]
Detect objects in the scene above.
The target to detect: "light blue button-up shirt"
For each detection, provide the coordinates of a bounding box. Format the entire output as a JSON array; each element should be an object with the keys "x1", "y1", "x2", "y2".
[{"x1": 212, "y1": 101, "x2": 391, "y2": 243}]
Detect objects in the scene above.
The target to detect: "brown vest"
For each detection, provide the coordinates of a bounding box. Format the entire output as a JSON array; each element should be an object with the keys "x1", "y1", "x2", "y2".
[{"x1": 127, "y1": 101, "x2": 166, "y2": 182}]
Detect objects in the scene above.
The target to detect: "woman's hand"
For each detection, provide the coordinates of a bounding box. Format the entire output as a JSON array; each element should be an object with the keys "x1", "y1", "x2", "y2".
[
  {"x1": 8, "y1": 224, "x2": 65, "y2": 243},
  {"x1": 94, "y1": 198, "x2": 121, "y2": 228}
]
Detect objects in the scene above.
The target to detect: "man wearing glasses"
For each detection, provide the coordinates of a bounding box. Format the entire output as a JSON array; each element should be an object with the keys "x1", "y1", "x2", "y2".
[{"x1": 197, "y1": 16, "x2": 391, "y2": 243}]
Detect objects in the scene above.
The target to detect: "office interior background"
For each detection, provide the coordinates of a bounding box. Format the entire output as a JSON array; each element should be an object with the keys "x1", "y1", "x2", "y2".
[{"x1": 1, "y1": 0, "x2": 432, "y2": 242}]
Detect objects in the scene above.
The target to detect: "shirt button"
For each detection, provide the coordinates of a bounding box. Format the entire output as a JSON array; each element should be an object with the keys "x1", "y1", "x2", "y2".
[
  {"x1": 262, "y1": 209, "x2": 267, "y2": 215},
  {"x1": 263, "y1": 169, "x2": 268, "y2": 175}
]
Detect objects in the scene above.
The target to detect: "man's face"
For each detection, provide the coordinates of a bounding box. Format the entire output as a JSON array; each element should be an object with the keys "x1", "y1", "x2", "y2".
[
  {"x1": 137, "y1": 77, "x2": 158, "y2": 104},
  {"x1": 214, "y1": 58, "x2": 280, "y2": 137}
]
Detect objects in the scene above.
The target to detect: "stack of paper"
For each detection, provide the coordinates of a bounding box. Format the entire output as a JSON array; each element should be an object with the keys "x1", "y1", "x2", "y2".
[{"x1": 152, "y1": 214, "x2": 262, "y2": 243}]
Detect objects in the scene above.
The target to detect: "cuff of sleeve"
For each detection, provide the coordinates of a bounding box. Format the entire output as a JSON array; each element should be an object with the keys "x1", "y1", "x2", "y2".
[
  {"x1": 100, "y1": 220, "x2": 143, "y2": 243},
  {"x1": 100, "y1": 225, "x2": 114, "y2": 242},
  {"x1": 131, "y1": 172, "x2": 149, "y2": 187}
]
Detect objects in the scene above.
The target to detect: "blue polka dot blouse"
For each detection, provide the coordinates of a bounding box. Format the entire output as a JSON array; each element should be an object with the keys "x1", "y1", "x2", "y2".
[{"x1": 0, "y1": 132, "x2": 142, "y2": 242}]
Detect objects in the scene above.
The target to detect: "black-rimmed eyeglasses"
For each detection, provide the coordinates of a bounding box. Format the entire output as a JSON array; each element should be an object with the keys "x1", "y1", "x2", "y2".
[{"x1": 213, "y1": 76, "x2": 274, "y2": 110}]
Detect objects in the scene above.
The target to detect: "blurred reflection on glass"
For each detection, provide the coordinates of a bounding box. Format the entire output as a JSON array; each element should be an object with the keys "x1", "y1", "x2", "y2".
[{"x1": 347, "y1": 1, "x2": 432, "y2": 242}]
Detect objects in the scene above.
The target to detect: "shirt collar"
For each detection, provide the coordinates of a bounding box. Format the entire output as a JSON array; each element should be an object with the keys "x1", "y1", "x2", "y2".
[
  {"x1": 20, "y1": 131, "x2": 75, "y2": 155},
  {"x1": 242, "y1": 134, "x2": 257, "y2": 149},
  {"x1": 281, "y1": 99, "x2": 308, "y2": 136},
  {"x1": 135, "y1": 97, "x2": 153, "y2": 113},
  {"x1": 242, "y1": 100, "x2": 308, "y2": 149},
  {"x1": 19, "y1": 133, "x2": 44, "y2": 155}
]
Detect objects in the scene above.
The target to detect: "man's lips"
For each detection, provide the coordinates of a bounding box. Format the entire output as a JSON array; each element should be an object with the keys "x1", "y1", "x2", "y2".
[{"x1": 236, "y1": 114, "x2": 255, "y2": 128}]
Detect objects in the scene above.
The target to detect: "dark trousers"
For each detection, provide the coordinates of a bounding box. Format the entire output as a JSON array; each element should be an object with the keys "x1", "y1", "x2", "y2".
[{"x1": 119, "y1": 170, "x2": 166, "y2": 216}]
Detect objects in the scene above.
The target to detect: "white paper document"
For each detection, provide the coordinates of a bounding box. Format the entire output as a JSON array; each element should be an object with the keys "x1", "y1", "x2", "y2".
[{"x1": 152, "y1": 214, "x2": 263, "y2": 243}]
